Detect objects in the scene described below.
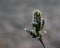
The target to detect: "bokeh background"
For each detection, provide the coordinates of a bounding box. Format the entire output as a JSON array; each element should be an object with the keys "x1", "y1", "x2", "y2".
[{"x1": 0, "y1": 0, "x2": 60, "y2": 48}]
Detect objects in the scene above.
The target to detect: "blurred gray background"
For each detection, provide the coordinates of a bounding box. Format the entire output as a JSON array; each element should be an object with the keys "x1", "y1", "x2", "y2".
[{"x1": 0, "y1": 0, "x2": 60, "y2": 48}]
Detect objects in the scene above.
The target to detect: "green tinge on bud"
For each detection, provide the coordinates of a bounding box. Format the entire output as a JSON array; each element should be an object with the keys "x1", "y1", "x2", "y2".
[
  {"x1": 32, "y1": 22, "x2": 38, "y2": 27},
  {"x1": 40, "y1": 18, "x2": 45, "y2": 31}
]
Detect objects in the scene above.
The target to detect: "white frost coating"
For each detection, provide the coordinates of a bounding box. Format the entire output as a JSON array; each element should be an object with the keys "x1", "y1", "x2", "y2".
[
  {"x1": 32, "y1": 22, "x2": 38, "y2": 25},
  {"x1": 33, "y1": 9, "x2": 42, "y2": 15},
  {"x1": 24, "y1": 28, "x2": 29, "y2": 31}
]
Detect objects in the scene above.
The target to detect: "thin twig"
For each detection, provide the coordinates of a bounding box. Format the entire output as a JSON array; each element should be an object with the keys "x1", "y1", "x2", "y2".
[{"x1": 37, "y1": 34, "x2": 45, "y2": 48}]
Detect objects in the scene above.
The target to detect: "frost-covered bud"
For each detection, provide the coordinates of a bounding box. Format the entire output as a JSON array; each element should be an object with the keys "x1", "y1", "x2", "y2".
[
  {"x1": 33, "y1": 9, "x2": 42, "y2": 17},
  {"x1": 24, "y1": 9, "x2": 46, "y2": 48}
]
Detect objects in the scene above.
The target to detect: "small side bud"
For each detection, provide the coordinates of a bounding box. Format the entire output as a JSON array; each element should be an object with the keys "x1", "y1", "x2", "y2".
[
  {"x1": 41, "y1": 18, "x2": 46, "y2": 31},
  {"x1": 24, "y1": 28, "x2": 33, "y2": 33},
  {"x1": 32, "y1": 22, "x2": 38, "y2": 27}
]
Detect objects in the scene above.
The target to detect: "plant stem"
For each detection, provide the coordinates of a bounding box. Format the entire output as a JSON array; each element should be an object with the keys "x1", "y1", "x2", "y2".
[{"x1": 37, "y1": 34, "x2": 45, "y2": 48}]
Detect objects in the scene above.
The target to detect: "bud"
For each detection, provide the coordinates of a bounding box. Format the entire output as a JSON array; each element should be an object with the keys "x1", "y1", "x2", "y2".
[
  {"x1": 33, "y1": 9, "x2": 42, "y2": 17},
  {"x1": 32, "y1": 22, "x2": 38, "y2": 27}
]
